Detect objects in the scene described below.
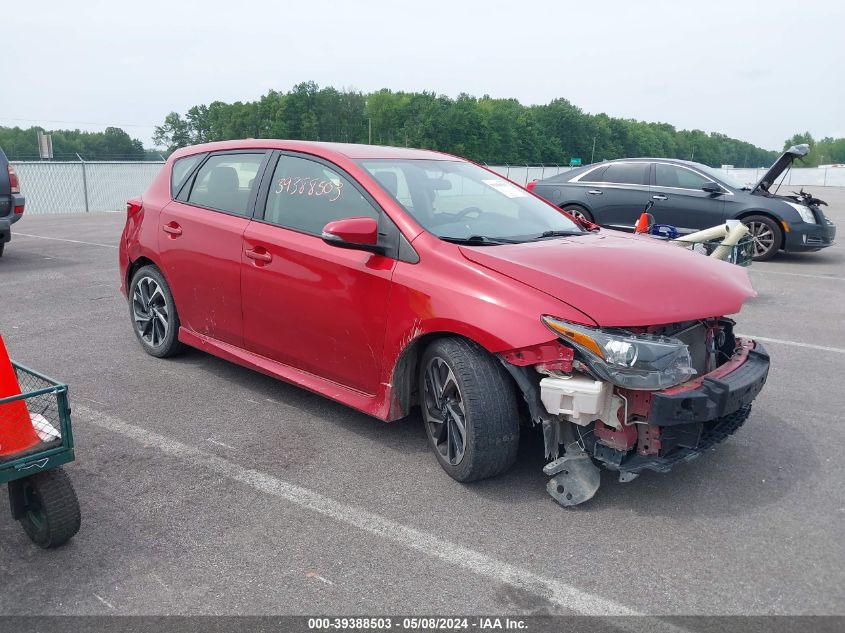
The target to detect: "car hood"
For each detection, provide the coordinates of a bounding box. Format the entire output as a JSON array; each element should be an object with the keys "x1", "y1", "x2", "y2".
[
  {"x1": 459, "y1": 232, "x2": 756, "y2": 327},
  {"x1": 752, "y1": 144, "x2": 809, "y2": 194}
]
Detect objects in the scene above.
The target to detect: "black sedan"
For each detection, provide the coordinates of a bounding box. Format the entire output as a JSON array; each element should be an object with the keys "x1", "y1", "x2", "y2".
[{"x1": 527, "y1": 145, "x2": 836, "y2": 260}]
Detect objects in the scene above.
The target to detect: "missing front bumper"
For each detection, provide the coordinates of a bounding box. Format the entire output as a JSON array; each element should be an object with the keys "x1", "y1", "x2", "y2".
[{"x1": 523, "y1": 340, "x2": 770, "y2": 506}]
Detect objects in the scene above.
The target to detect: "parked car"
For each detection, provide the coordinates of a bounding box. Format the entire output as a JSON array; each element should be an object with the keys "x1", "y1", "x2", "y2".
[
  {"x1": 119, "y1": 140, "x2": 769, "y2": 506},
  {"x1": 0, "y1": 147, "x2": 25, "y2": 258},
  {"x1": 527, "y1": 144, "x2": 836, "y2": 261}
]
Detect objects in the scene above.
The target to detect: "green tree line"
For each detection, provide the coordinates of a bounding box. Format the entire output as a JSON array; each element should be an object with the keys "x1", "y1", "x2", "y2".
[
  {"x1": 783, "y1": 132, "x2": 845, "y2": 167},
  {"x1": 0, "y1": 125, "x2": 147, "y2": 160},
  {"x1": 153, "y1": 81, "x2": 783, "y2": 167}
]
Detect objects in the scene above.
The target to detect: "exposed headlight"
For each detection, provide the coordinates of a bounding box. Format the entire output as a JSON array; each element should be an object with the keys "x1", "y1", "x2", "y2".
[
  {"x1": 785, "y1": 202, "x2": 816, "y2": 224},
  {"x1": 541, "y1": 316, "x2": 696, "y2": 390}
]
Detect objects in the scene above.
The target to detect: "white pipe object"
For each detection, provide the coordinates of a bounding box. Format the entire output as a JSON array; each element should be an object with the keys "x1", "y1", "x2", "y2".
[
  {"x1": 709, "y1": 221, "x2": 750, "y2": 260},
  {"x1": 670, "y1": 224, "x2": 730, "y2": 246}
]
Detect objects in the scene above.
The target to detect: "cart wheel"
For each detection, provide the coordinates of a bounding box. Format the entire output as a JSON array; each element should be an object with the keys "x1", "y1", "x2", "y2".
[{"x1": 18, "y1": 468, "x2": 81, "y2": 548}]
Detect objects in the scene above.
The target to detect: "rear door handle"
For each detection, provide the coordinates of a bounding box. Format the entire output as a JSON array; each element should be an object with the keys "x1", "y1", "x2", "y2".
[
  {"x1": 652, "y1": 194, "x2": 668, "y2": 201},
  {"x1": 162, "y1": 222, "x2": 182, "y2": 236},
  {"x1": 587, "y1": 189, "x2": 603, "y2": 195},
  {"x1": 245, "y1": 247, "x2": 272, "y2": 263}
]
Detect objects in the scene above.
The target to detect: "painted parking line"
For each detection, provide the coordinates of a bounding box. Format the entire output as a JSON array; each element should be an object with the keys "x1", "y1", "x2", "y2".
[
  {"x1": 742, "y1": 335, "x2": 845, "y2": 355},
  {"x1": 751, "y1": 269, "x2": 845, "y2": 281},
  {"x1": 76, "y1": 405, "x2": 653, "y2": 619},
  {"x1": 12, "y1": 232, "x2": 117, "y2": 249}
]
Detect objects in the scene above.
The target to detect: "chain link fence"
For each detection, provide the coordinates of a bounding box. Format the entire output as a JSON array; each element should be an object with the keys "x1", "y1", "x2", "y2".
[
  {"x1": 10, "y1": 160, "x2": 845, "y2": 215},
  {"x1": 11, "y1": 161, "x2": 164, "y2": 215}
]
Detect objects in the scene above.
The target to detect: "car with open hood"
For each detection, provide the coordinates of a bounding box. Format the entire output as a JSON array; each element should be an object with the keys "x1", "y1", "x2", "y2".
[
  {"x1": 527, "y1": 144, "x2": 835, "y2": 261},
  {"x1": 119, "y1": 140, "x2": 769, "y2": 506}
]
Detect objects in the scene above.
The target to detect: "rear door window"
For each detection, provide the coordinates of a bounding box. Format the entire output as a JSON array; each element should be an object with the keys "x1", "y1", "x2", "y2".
[
  {"x1": 262, "y1": 154, "x2": 378, "y2": 235},
  {"x1": 187, "y1": 153, "x2": 266, "y2": 216}
]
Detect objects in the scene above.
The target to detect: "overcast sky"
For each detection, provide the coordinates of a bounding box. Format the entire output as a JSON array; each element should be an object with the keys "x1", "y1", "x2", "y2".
[{"x1": 4, "y1": 0, "x2": 843, "y2": 151}]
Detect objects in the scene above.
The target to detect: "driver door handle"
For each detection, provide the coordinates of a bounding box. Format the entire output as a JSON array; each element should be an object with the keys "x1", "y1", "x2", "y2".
[
  {"x1": 652, "y1": 194, "x2": 668, "y2": 201},
  {"x1": 587, "y1": 189, "x2": 603, "y2": 195}
]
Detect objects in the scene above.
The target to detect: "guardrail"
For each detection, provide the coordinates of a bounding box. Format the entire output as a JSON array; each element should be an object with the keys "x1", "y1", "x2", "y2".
[{"x1": 10, "y1": 161, "x2": 845, "y2": 215}]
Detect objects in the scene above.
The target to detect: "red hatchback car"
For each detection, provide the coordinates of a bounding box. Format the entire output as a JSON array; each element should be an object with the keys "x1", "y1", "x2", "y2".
[{"x1": 119, "y1": 140, "x2": 770, "y2": 505}]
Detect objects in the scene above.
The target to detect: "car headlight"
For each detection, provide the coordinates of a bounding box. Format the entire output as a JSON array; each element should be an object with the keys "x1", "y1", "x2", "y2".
[
  {"x1": 541, "y1": 316, "x2": 696, "y2": 390},
  {"x1": 785, "y1": 202, "x2": 816, "y2": 224}
]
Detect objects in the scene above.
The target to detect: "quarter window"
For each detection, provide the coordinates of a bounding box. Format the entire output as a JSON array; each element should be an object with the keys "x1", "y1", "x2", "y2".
[
  {"x1": 579, "y1": 165, "x2": 608, "y2": 182},
  {"x1": 655, "y1": 164, "x2": 711, "y2": 190},
  {"x1": 171, "y1": 154, "x2": 203, "y2": 198},
  {"x1": 263, "y1": 155, "x2": 378, "y2": 235},
  {"x1": 187, "y1": 153, "x2": 265, "y2": 216},
  {"x1": 600, "y1": 163, "x2": 649, "y2": 185}
]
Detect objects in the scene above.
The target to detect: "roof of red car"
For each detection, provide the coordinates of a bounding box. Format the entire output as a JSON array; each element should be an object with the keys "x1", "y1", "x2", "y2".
[{"x1": 170, "y1": 139, "x2": 456, "y2": 162}]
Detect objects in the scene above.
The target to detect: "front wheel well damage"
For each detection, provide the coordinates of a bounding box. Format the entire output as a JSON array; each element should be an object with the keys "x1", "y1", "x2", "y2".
[{"x1": 387, "y1": 332, "x2": 521, "y2": 422}]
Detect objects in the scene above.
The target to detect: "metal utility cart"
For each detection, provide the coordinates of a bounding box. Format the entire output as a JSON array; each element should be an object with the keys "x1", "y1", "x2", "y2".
[
  {"x1": 680, "y1": 235, "x2": 754, "y2": 267},
  {"x1": 1, "y1": 361, "x2": 80, "y2": 548}
]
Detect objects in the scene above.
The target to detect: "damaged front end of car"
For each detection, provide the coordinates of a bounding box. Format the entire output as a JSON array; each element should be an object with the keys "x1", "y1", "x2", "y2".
[{"x1": 500, "y1": 317, "x2": 770, "y2": 507}]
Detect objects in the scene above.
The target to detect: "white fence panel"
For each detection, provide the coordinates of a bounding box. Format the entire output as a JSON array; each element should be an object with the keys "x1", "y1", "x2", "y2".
[
  {"x1": 12, "y1": 161, "x2": 164, "y2": 215},
  {"x1": 486, "y1": 164, "x2": 845, "y2": 187}
]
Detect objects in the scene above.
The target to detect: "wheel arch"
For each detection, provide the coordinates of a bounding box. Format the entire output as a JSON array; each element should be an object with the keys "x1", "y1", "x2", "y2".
[
  {"x1": 386, "y1": 329, "x2": 520, "y2": 422},
  {"x1": 126, "y1": 255, "x2": 164, "y2": 291}
]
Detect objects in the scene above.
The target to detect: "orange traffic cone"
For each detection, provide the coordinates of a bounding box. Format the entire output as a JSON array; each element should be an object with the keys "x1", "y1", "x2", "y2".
[
  {"x1": 634, "y1": 211, "x2": 650, "y2": 234},
  {"x1": 0, "y1": 336, "x2": 41, "y2": 457}
]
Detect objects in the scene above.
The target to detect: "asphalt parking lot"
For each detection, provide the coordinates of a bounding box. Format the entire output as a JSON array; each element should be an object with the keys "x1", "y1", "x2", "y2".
[{"x1": 0, "y1": 187, "x2": 843, "y2": 617}]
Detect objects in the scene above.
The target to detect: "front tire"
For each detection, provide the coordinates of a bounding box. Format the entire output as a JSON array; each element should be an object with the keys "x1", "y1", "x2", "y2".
[
  {"x1": 129, "y1": 265, "x2": 184, "y2": 358},
  {"x1": 419, "y1": 338, "x2": 520, "y2": 482},
  {"x1": 742, "y1": 215, "x2": 781, "y2": 261}
]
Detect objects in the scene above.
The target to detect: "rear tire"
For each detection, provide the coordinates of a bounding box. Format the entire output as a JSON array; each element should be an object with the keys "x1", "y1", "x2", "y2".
[
  {"x1": 129, "y1": 265, "x2": 184, "y2": 358},
  {"x1": 419, "y1": 338, "x2": 520, "y2": 482},
  {"x1": 18, "y1": 469, "x2": 81, "y2": 548},
  {"x1": 742, "y1": 215, "x2": 781, "y2": 261},
  {"x1": 562, "y1": 204, "x2": 594, "y2": 223},
  {"x1": 0, "y1": 243, "x2": 5, "y2": 258}
]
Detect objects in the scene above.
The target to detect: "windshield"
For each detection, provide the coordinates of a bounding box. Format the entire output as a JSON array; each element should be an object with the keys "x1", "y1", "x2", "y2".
[
  {"x1": 695, "y1": 164, "x2": 750, "y2": 189},
  {"x1": 358, "y1": 159, "x2": 584, "y2": 241}
]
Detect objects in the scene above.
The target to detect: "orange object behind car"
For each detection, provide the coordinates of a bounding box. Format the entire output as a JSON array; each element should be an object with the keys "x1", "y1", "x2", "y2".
[{"x1": 0, "y1": 336, "x2": 40, "y2": 457}]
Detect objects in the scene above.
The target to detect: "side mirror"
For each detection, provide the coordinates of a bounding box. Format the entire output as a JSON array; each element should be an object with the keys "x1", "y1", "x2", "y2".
[
  {"x1": 321, "y1": 216, "x2": 383, "y2": 253},
  {"x1": 701, "y1": 181, "x2": 723, "y2": 194}
]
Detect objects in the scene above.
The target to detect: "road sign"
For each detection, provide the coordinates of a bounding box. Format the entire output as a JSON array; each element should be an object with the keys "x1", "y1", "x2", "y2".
[
  {"x1": 569, "y1": 157, "x2": 582, "y2": 167},
  {"x1": 37, "y1": 132, "x2": 53, "y2": 160}
]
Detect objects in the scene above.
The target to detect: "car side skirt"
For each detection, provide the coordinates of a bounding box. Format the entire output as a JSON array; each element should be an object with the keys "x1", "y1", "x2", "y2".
[{"x1": 178, "y1": 327, "x2": 393, "y2": 421}]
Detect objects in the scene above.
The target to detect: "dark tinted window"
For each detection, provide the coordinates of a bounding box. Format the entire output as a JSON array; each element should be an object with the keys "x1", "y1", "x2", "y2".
[
  {"x1": 171, "y1": 154, "x2": 203, "y2": 198},
  {"x1": 264, "y1": 154, "x2": 378, "y2": 234},
  {"x1": 601, "y1": 163, "x2": 649, "y2": 185},
  {"x1": 655, "y1": 164, "x2": 711, "y2": 189},
  {"x1": 187, "y1": 153, "x2": 265, "y2": 216},
  {"x1": 578, "y1": 165, "x2": 608, "y2": 182}
]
